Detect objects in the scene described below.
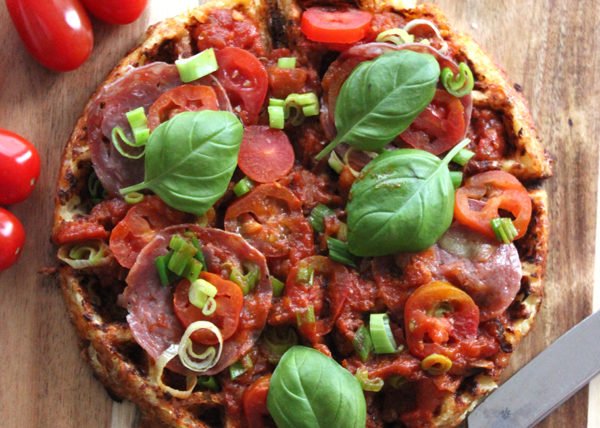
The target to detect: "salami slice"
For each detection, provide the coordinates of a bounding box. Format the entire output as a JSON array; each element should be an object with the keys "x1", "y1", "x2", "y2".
[
  {"x1": 434, "y1": 224, "x2": 522, "y2": 320},
  {"x1": 124, "y1": 225, "x2": 272, "y2": 376}
]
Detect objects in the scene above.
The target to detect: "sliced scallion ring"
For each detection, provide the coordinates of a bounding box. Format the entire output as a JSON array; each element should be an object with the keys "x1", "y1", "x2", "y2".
[
  {"x1": 450, "y1": 171, "x2": 463, "y2": 189},
  {"x1": 353, "y1": 325, "x2": 374, "y2": 363},
  {"x1": 268, "y1": 105, "x2": 285, "y2": 129},
  {"x1": 125, "y1": 107, "x2": 150, "y2": 146},
  {"x1": 375, "y1": 28, "x2": 414, "y2": 45},
  {"x1": 58, "y1": 241, "x2": 111, "y2": 269},
  {"x1": 176, "y1": 48, "x2": 219, "y2": 83},
  {"x1": 328, "y1": 151, "x2": 344, "y2": 174},
  {"x1": 124, "y1": 191, "x2": 144, "y2": 204},
  {"x1": 177, "y1": 320, "x2": 223, "y2": 372},
  {"x1": 277, "y1": 57, "x2": 297, "y2": 69},
  {"x1": 309, "y1": 204, "x2": 335, "y2": 233},
  {"x1": 491, "y1": 217, "x2": 518, "y2": 244},
  {"x1": 451, "y1": 144, "x2": 474, "y2": 166},
  {"x1": 151, "y1": 344, "x2": 198, "y2": 398},
  {"x1": 355, "y1": 368, "x2": 384, "y2": 392},
  {"x1": 327, "y1": 237, "x2": 358, "y2": 268},
  {"x1": 370, "y1": 313, "x2": 398, "y2": 354},
  {"x1": 110, "y1": 127, "x2": 145, "y2": 159},
  {"x1": 441, "y1": 63, "x2": 475, "y2": 98},
  {"x1": 233, "y1": 176, "x2": 254, "y2": 197},
  {"x1": 271, "y1": 276, "x2": 285, "y2": 297}
]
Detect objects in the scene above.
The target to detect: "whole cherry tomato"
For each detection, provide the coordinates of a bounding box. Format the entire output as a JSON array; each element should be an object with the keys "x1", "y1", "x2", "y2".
[
  {"x1": 0, "y1": 129, "x2": 41, "y2": 205},
  {"x1": 80, "y1": 0, "x2": 147, "y2": 25},
  {"x1": 0, "y1": 208, "x2": 25, "y2": 271},
  {"x1": 5, "y1": 0, "x2": 94, "y2": 71}
]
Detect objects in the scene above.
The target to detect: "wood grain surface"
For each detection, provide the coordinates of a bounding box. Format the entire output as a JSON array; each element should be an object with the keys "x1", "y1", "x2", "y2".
[{"x1": 0, "y1": 1, "x2": 598, "y2": 427}]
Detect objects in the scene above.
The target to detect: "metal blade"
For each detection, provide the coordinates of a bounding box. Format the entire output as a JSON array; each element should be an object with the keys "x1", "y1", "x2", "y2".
[{"x1": 467, "y1": 310, "x2": 600, "y2": 428}]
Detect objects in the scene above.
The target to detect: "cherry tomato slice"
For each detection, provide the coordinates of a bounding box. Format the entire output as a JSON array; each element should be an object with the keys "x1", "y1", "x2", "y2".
[
  {"x1": 6, "y1": 0, "x2": 93, "y2": 72},
  {"x1": 399, "y1": 90, "x2": 466, "y2": 155},
  {"x1": 80, "y1": 0, "x2": 147, "y2": 25},
  {"x1": 109, "y1": 196, "x2": 190, "y2": 268},
  {"x1": 454, "y1": 170, "x2": 532, "y2": 240},
  {"x1": 173, "y1": 272, "x2": 244, "y2": 346},
  {"x1": 147, "y1": 84, "x2": 219, "y2": 130},
  {"x1": 0, "y1": 208, "x2": 25, "y2": 271},
  {"x1": 0, "y1": 129, "x2": 40, "y2": 205},
  {"x1": 224, "y1": 183, "x2": 314, "y2": 259},
  {"x1": 404, "y1": 281, "x2": 479, "y2": 360},
  {"x1": 215, "y1": 47, "x2": 268, "y2": 125},
  {"x1": 243, "y1": 375, "x2": 271, "y2": 428},
  {"x1": 301, "y1": 8, "x2": 373, "y2": 44},
  {"x1": 238, "y1": 126, "x2": 295, "y2": 183}
]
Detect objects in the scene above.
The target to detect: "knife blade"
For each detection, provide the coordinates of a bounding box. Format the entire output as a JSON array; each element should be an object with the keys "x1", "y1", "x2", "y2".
[{"x1": 467, "y1": 310, "x2": 600, "y2": 428}]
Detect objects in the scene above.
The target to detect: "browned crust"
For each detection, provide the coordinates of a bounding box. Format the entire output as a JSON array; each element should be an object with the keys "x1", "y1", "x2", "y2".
[{"x1": 52, "y1": 1, "x2": 551, "y2": 427}]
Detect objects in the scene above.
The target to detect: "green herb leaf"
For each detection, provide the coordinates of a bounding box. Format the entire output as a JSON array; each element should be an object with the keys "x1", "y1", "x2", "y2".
[
  {"x1": 267, "y1": 346, "x2": 366, "y2": 428},
  {"x1": 316, "y1": 50, "x2": 440, "y2": 160},
  {"x1": 347, "y1": 140, "x2": 470, "y2": 256},
  {"x1": 120, "y1": 111, "x2": 243, "y2": 215}
]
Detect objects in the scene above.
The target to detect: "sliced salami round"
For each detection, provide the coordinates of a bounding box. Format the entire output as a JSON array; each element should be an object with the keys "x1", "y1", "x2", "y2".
[
  {"x1": 124, "y1": 225, "x2": 272, "y2": 376},
  {"x1": 434, "y1": 224, "x2": 522, "y2": 320}
]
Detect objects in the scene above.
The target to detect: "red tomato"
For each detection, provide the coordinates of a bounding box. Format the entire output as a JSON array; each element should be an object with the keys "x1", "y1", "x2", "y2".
[
  {"x1": 404, "y1": 281, "x2": 479, "y2": 360},
  {"x1": 109, "y1": 196, "x2": 190, "y2": 268},
  {"x1": 80, "y1": 0, "x2": 147, "y2": 25},
  {"x1": 147, "y1": 85, "x2": 219, "y2": 130},
  {"x1": 6, "y1": 0, "x2": 93, "y2": 72},
  {"x1": 238, "y1": 126, "x2": 295, "y2": 183},
  {"x1": 454, "y1": 170, "x2": 532, "y2": 240},
  {"x1": 301, "y1": 8, "x2": 372, "y2": 44},
  {"x1": 224, "y1": 183, "x2": 314, "y2": 259},
  {"x1": 0, "y1": 129, "x2": 40, "y2": 205},
  {"x1": 243, "y1": 375, "x2": 271, "y2": 428},
  {"x1": 0, "y1": 208, "x2": 25, "y2": 271},
  {"x1": 399, "y1": 90, "x2": 466, "y2": 155},
  {"x1": 173, "y1": 272, "x2": 244, "y2": 346},
  {"x1": 215, "y1": 47, "x2": 268, "y2": 125}
]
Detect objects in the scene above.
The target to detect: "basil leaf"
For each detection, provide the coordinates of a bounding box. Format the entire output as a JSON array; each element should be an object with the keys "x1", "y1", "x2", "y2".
[
  {"x1": 347, "y1": 141, "x2": 469, "y2": 257},
  {"x1": 120, "y1": 111, "x2": 243, "y2": 215},
  {"x1": 316, "y1": 50, "x2": 440, "y2": 159},
  {"x1": 267, "y1": 346, "x2": 366, "y2": 428}
]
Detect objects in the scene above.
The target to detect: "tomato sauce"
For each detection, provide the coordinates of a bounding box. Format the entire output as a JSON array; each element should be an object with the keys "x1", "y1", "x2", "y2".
[{"x1": 468, "y1": 108, "x2": 508, "y2": 160}]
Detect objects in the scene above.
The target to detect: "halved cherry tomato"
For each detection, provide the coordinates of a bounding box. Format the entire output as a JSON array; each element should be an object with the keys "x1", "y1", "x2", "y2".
[
  {"x1": 109, "y1": 196, "x2": 190, "y2": 268},
  {"x1": 215, "y1": 47, "x2": 268, "y2": 125},
  {"x1": 0, "y1": 129, "x2": 40, "y2": 205},
  {"x1": 0, "y1": 208, "x2": 25, "y2": 271},
  {"x1": 147, "y1": 85, "x2": 219, "y2": 130},
  {"x1": 243, "y1": 375, "x2": 271, "y2": 428},
  {"x1": 80, "y1": 0, "x2": 147, "y2": 25},
  {"x1": 6, "y1": 0, "x2": 93, "y2": 71},
  {"x1": 268, "y1": 256, "x2": 349, "y2": 345},
  {"x1": 454, "y1": 170, "x2": 532, "y2": 240},
  {"x1": 173, "y1": 271, "x2": 244, "y2": 346},
  {"x1": 301, "y1": 8, "x2": 372, "y2": 44},
  {"x1": 224, "y1": 183, "x2": 314, "y2": 260},
  {"x1": 238, "y1": 126, "x2": 295, "y2": 183},
  {"x1": 399, "y1": 89, "x2": 466, "y2": 155},
  {"x1": 404, "y1": 281, "x2": 479, "y2": 359}
]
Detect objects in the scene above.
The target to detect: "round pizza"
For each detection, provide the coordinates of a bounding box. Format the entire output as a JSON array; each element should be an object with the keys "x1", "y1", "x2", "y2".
[{"x1": 52, "y1": 0, "x2": 552, "y2": 426}]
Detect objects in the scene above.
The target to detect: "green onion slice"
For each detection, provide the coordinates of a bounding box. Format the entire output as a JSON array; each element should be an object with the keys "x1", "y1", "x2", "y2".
[
  {"x1": 229, "y1": 354, "x2": 254, "y2": 379},
  {"x1": 271, "y1": 276, "x2": 285, "y2": 297},
  {"x1": 230, "y1": 264, "x2": 260, "y2": 295},
  {"x1": 451, "y1": 145, "x2": 474, "y2": 166},
  {"x1": 490, "y1": 217, "x2": 518, "y2": 244},
  {"x1": 309, "y1": 204, "x2": 335, "y2": 233},
  {"x1": 175, "y1": 48, "x2": 219, "y2": 83},
  {"x1": 111, "y1": 127, "x2": 145, "y2": 159},
  {"x1": 375, "y1": 28, "x2": 415, "y2": 45},
  {"x1": 296, "y1": 265, "x2": 314, "y2": 286},
  {"x1": 197, "y1": 376, "x2": 220, "y2": 391},
  {"x1": 155, "y1": 254, "x2": 172, "y2": 287},
  {"x1": 87, "y1": 171, "x2": 104, "y2": 202},
  {"x1": 369, "y1": 313, "x2": 398, "y2": 354},
  {"x1": 233, "y1": 176, "x2": 254, "y2": 197},
  {"x1": 125, "y1": 107, "x2": 150, "y2": 146},
  {"x1": 268, "y1": 105, "x2": 285, "y2": 129},
  {"x1": 189, "y1": 278, "x2": 218, "y2": 309},
  {"x1": 57, "y1": 241, "x2": 110, "y2": 269},
  {"x1": 296, "y1": 305, "x2": 316, "y2": 327},
  {"x1": 124, "y1": 191, "x2": 144, "y2": 204},
  {"x1": 277, "y1": 57, "x2": 297, "y2": 69},
  {"x1": 450, "y1": 171, "x2": 463, "y2": 189},
  {"x1": 441, "y1": 62, "x2": 475, "y2": 98},
  {"x1": 353, "y1": 325, "x2": 374, "y2": 363},
  {"x1": 269, "y1": 98, "x2": 285, "y2": 107},
  {"x1": 168, "y1": 243, "x2": 197, "y2": 276},
  {"x1": 328, "y1": 151, "x2": 344, "y2": 174},
  {"x1": 355, "y1": 368, "x2": 384, "y2": 392},
  {"x1": 183, "y1": 258, "x2": 203, "y2": 282},
  {"x1": 327, "y1": 237, "x2": 358, "y2": 268}
]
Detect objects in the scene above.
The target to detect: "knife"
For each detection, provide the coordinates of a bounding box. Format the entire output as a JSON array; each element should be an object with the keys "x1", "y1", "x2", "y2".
[{"x1": 467, "y1": 310, "x2": 600, "y2": 428}]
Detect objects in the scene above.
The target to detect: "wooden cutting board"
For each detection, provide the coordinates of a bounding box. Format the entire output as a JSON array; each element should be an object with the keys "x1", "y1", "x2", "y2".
[{"x1": 0, "y1": 0, "x2": 597, "y2": 427}]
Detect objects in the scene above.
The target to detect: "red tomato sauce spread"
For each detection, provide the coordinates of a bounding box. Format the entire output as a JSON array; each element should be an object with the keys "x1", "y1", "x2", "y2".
[{"x1": 54, "y1": 7, "x2": 530, "y2": 428}]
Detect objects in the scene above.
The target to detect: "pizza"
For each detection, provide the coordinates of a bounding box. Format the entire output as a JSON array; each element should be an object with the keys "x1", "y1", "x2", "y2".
[{"x1": 51, "y1": 0, "x2": 552, "y2": 427}]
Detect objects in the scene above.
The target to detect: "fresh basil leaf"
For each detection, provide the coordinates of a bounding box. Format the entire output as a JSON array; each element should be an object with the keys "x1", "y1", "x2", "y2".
[
  {"x1": 120, "y1": 111, "x2": 243, "y2": 215},
  {"x1": 267, "y1": 346, "x2": 366, "y2": 428},
  {"x1": 316, "y1": 50, "x2": 440, "y2": 160},
  {"x1": 347, "y1": 140, "x2": 470, "y2": 256}
]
